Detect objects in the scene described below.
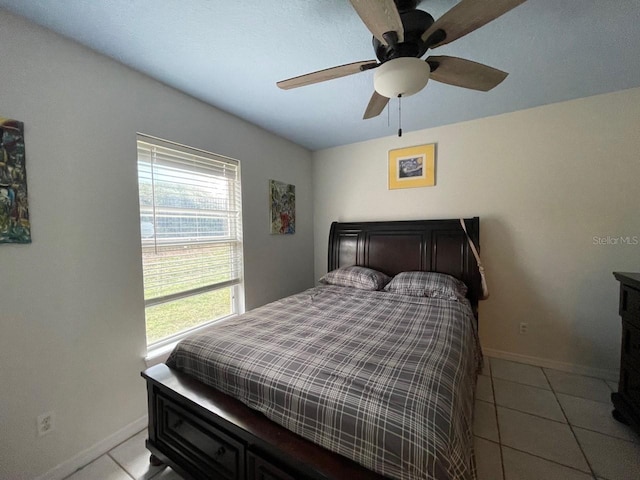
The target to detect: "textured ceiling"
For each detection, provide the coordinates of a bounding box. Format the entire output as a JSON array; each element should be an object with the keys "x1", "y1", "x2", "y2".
[{"x1": 1, "y1": 0, "x2": 639, "y2": 150}]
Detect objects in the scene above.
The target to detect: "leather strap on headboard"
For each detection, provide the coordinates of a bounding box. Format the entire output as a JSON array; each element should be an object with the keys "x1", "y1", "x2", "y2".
[{"x1": 328, "y1": 217, "x2": 481, "y2": 319}]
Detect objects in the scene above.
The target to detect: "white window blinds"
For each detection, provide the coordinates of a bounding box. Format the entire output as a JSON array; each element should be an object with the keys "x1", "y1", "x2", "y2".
[{"x1": 137, "y1": 135, "x2": 243, "y2": 308}]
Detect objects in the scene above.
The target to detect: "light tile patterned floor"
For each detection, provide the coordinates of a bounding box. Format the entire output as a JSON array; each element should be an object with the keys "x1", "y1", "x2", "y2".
[
  {"x1": 64, "y1": 357, "x2": 640, "y2": 480},
  {"x1": 475, "y1": 357, "x2": 640, "y2": 480}
]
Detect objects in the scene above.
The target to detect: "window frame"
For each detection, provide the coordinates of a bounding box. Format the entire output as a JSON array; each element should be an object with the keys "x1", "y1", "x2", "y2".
[{"x1": 136, "y1": 133, "x2": 244, "y2": 351}]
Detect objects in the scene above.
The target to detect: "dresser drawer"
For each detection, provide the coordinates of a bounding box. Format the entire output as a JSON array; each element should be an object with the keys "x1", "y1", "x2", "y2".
[
  {"x1": 247, "y1": 451, "x2": 298, "y2": 480},
  {"x1": 620, "y1": 284, "x2": 640, "y2": 323},
  {"x1": 155, "y1": 393, "x2": 245, "y2": 479},
  {"x1": 622, "y1": 321, "x2": 640, "y2": 366},
  {"x1": 620, "y1": 361, "x2": 640, "y2": 411}
]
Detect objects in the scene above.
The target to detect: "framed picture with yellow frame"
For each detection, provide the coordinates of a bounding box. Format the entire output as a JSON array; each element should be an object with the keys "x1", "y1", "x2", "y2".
[{"x1": 388, "y1": 143, "x2": 436, "y2": 189}]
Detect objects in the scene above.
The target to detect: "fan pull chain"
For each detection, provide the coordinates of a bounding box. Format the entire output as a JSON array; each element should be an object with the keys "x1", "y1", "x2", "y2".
[{"x1": 398, "y1": 94, "x2": 402, "y2": 137}]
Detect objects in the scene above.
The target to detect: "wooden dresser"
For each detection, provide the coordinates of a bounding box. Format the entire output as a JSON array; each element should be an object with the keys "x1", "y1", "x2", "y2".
[{"x1": 612, "y1": 272, "x2": 640, "y2": 436}]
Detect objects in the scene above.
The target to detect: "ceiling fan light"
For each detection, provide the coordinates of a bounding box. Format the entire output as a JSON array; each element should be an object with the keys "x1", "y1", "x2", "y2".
[{"x1": 374, "y1": 57, "x2": 430, "y2": 98}]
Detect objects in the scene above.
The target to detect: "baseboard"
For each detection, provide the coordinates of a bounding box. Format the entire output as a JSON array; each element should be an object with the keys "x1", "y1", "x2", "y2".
[
  {"x1": 482, "y1": 348, "x2": 619, "y2": 382},
  {"x1": 36, "y1": 415, "x2": 148, "y2": 480}
]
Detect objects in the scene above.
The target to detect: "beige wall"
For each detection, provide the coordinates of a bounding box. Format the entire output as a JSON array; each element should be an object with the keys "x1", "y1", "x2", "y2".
[
  {"x1": 313, "y1": 87, "x2": 640, "y2": 377},
  {"x1": 0, "y1": 11, "x2": 314, "y2": 479}
]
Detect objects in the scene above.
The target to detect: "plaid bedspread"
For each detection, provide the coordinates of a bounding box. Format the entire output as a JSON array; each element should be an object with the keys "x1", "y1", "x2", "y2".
[{"x1": 166, "y1": 285, "x2": 482, "y2": 480}]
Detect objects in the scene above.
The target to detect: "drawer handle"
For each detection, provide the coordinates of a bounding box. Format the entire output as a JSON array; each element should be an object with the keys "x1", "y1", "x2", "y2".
[{"x1": 214, "y1": 446, "x2": 226, "y2": 458}]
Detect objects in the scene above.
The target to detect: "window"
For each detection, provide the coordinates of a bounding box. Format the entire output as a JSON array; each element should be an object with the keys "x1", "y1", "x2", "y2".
[{"x1": 136, "y1": 134, "x2": 243, "y2": 348}]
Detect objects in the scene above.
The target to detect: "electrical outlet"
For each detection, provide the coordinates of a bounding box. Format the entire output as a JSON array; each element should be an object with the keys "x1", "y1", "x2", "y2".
[
  {"x1": 519, "y1": 322, "x2": 528, "y2": 335},
  {"x1": 37, "y1": 411, "x2": 55, "y2": 437}
]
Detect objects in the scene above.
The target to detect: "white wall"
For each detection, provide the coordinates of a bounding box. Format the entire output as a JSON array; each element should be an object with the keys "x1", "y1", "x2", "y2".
[
  {"x1": 313, "y1": 87, "x2": 640, "y2": 377},
  {"x1": 0, "y1": 11, "x2": 313, "y2": 479}
]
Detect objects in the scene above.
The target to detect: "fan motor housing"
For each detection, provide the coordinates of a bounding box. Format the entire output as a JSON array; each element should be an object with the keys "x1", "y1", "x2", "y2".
[
  {"x1": 373, "y1": 9, "x2": 434, "y2": 63},
  {"x1": 395, "y1": 0, "x2": 420, "y2": 12}
]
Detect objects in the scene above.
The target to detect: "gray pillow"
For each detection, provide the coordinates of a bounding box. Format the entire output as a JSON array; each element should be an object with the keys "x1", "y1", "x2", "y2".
[
  {"x1": 384, "y1": 271, "x2": 467, "y2": 301},
  {"x1": 319, "y1": 266, "x2": 391, "y2": 291}
]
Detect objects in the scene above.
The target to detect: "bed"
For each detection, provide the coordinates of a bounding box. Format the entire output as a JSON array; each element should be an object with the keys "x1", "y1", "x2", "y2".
[{"x1": 142, "y1": 217, "x2": 483, "y2": 480}]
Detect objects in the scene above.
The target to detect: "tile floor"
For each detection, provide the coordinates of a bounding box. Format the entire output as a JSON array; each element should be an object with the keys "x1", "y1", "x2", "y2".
[
  {"x1": 65, "y1": 357, "x2": 640, "y2": 480},
  {"x1": 475, "y1": 357, "x2": 640, "y2": 480}
]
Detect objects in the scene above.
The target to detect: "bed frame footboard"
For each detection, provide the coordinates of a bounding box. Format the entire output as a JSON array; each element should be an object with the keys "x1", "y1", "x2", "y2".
[{"x1": 142, "y1": 364, "x2": 388, "y2": 480}]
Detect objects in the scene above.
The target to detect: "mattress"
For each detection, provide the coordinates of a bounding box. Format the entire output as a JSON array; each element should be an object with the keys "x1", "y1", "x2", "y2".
[{"x1": 166, "y1": 284, "x2": 482, "y2": 480}]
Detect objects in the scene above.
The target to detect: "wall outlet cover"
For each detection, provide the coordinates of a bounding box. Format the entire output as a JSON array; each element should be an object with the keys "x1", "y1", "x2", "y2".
[{"x1": 37, "y1": 411, "x2": 55, "y2": 437}]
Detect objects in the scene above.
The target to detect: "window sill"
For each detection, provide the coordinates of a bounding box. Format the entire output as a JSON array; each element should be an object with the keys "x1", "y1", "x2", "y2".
[
  {"x1": 144, "y1": 314, "x2": 238, "y2": 368},
  {"x1": 145, "y1": 342, "x2": 178, "y2": 368}
]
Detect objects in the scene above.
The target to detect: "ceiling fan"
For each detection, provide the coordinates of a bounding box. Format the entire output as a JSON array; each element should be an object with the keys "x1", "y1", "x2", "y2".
[{"x1": 277, "y1": 0, "x2": 527, "y2": 120}]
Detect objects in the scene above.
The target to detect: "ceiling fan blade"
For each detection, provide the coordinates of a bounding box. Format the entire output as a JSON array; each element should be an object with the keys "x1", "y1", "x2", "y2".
[
  {"x1": 277, "y1": 60, "x2": 378, "y2": 90},
  {"x1": 421, "y1": 0, "x2": 527, "y2": 48},
  {"x1": 363, "y1": 91, "x2": 390, "y2": 119},
  {"x1": 427, "y1": 56, "x2": 508, "y2": 91},
  {"x1": 349, "y1": 0, "x2": 404, "y2": 45}
]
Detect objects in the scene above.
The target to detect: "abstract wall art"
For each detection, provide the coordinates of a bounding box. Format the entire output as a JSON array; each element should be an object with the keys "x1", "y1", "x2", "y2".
[
  {"x1": 269, "y1": 179, "x2": 295, "y2": 235},
  {"x1": 1, "y1": 117, "x2": 31, "y2": 244}
]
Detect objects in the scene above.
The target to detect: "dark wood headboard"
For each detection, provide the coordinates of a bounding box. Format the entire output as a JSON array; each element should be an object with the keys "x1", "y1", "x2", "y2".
[{"x1": 328, "y1": 217, "x2": 481, "y2": 318}]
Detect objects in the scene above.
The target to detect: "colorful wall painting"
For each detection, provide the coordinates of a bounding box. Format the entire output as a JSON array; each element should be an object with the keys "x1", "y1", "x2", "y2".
[
  {"x1": 388, "y1": 143, "x2": 436, "y2": 190},
  {"x1": 269, "y1": 179, "x2": 295, "y2": 235},
  {"x1": 1, "y1": 117, "x2": 31, "y2": 244}
]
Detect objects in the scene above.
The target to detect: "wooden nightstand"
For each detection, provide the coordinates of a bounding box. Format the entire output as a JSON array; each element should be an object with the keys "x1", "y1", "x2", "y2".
[{"x1": 612, "y1": 272, "x2": 640, "y2": 436}]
